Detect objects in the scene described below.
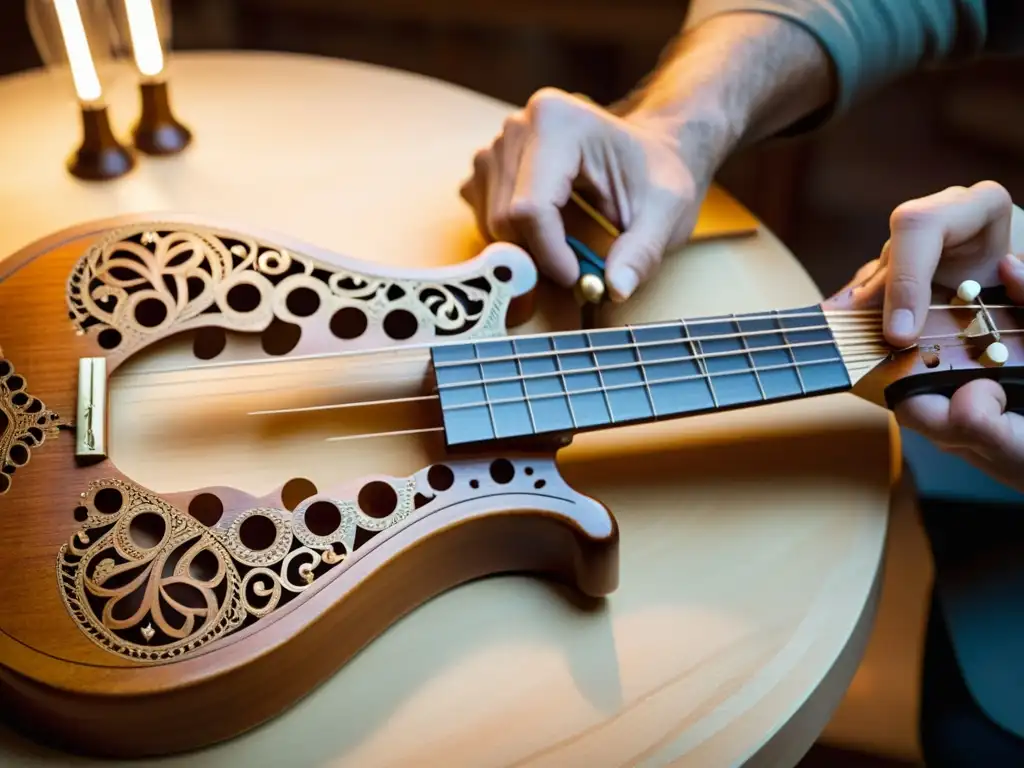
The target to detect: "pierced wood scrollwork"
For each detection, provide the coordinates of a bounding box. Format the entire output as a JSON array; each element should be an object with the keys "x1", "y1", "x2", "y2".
[
  {"x1": 65, "y1": 225, "x2": 522, "y2": 357},
  {"x1": 0, "y1": 353, "x2": 67, "y2": 496},
  {"x1": 57, "y1": 458, "x2": 554, "y2": 662}
]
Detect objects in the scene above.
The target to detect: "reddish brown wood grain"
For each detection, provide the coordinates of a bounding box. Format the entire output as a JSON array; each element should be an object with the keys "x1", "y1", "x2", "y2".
[
  {"x1": 3, "y1": 214, "x2": 1022, "y2": 760},
  {"x1": 0, "y1": 216, "x2": 619, "y2": 758}
]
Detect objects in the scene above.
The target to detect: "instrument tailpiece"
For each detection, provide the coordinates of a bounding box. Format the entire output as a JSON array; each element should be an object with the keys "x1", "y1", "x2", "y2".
[{"x1": 75, "y1": 356, "x2": 107, "y2": 462}]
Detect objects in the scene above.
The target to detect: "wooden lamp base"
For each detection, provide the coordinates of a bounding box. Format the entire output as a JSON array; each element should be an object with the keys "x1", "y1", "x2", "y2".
[
  {"x1": 67, "y1": 104, "x2": 135, "y2": 181},
  {"x1": 132, "y1": 80, "x2": 192, "y2": 156}
]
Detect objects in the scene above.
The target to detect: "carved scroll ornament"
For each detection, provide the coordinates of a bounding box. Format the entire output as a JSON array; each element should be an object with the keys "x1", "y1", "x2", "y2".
[
  {"x1": 66, "y1": 225, "x2": 519, "y2": 357},
  {"x1": 58, "y1": 458, "x2": 553, "y2": 663},
  {"x1": 0, "y1": 354, "x2": 67, "y2": 496}
]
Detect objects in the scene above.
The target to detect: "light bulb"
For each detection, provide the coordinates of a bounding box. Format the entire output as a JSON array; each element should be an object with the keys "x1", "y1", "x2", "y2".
[
  {"x1": 26, "y1": 0, "x2": 135, "y2": 179},
  {"x1": 105, "y1": 0, "x2": 191, "y2": 155},
  {"x1": 106, "y1": 0, "x2": 171, "y2": 80},
  {"x1": 26, "y1": 0, "x2": 117, "y2": 106},
  {"x1": 124, "y1": 0, "x2": 165, "y2": 77}
]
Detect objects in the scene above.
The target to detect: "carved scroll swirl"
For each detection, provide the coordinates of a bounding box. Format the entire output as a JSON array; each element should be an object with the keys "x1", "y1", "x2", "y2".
[
  {"x1": 65, "y1": 225, "x2": 516, "y2": 355},
  {"x1": 0, "y1": 356, "x2": 66, "y2": 496},
  {"x1": 58, "y1": 481, "x2": 246, "y2": 661},
  {"x1": 58, "y1": 472, "x2": 425, "y2": 663},
  {"x1": 58, "y1": 458, "x2": 561, "y2": 663}
]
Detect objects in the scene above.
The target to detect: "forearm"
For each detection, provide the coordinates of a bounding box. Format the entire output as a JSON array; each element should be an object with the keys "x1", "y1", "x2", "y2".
[
  {"x1": 616, "y1": 11, "x2": 832, "y2": 156},
  {"x1": 617, "y1": 0, "x2": 994, "y2": 160}
]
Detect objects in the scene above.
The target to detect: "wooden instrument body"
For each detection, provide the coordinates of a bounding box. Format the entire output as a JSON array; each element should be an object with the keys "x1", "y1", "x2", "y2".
[
  {"x1": 0, "y1": 215, "x2": 618, "y2": 758},
  {"x1": 4, "y1": 213, "x2": 1024, "y2": 761},
  {"x1": 0, "y1": 51, "x2": 916, "y2": 767}
]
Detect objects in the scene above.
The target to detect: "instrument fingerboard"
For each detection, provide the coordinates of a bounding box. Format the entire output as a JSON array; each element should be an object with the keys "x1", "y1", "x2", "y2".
[{"x1": 430, "y1": 305, "x2": 852, "y2": 448}]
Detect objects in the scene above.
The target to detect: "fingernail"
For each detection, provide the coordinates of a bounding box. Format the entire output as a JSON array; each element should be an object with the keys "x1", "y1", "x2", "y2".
[
  {"x1": 1007, "y1": 253, "x2": 1024, "y2": 272},
  {"x1": 607, "y1": 267, "x2": 638, "y2": 301},
  {"x1": 889, "y1": 308, "x2": 914, "y2": 339}
]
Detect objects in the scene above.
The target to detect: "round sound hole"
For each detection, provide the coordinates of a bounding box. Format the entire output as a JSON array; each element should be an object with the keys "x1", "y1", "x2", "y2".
[
  {"x1": 358, "y1": 481, "x2": 398, "y2": 519},
  {"x1": 8, "y1": 444, "x2": 27, "y2": 466},
  {"x1": 286, "y1": 287, "x2": 320, "y2": 317},
  {"x1": 227, "y1": 283, "x2": 261, "y2": 313},
  {"x1": 188, "y1": 493, "x2": 224, "y2": 527},
  {"x1": 282, "y1": 478, "x2": 318, "y2": 511},
  {"x1": 134, "y1": 297, "x2": 167, "y2": 328},
  {"x1": 97, "y1": 329, "x2": 122, "y2": 350},
  {"x1": 239, "y1": 515, "x2": 277, "y2": 551},
  {"x1": 427, "y1": 464, "x2": 454, "y2": 491},
  {"x1": 193, "y1": 327, "x2": 227, "y2": 360},
  {"x1": 489, "y1": 459, "x2": 514, "y2": 484},
  {"x1": 330, "y1": 307, "x2": 368, "y2": 340},
  {"x1": 306, "y1": 501, "x2": 342, "y2": 536},
  {"x1": 383, "y1": 309, "x2": 417, "y2": 341},
  {"x1": 261, "y1": 319, "x2": 301, "y2": 356},
  {"x1": 94, "y1": 487, "x2": 123, "y2": 514}
]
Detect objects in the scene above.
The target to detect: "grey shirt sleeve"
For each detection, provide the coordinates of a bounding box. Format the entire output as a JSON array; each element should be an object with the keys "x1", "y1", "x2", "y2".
[{"x1": 684, "y1": 0, "x2": 1019, "y2": 128}]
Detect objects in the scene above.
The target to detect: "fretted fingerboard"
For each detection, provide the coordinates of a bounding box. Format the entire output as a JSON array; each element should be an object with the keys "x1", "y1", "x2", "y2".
[{"x1": 430, "y1": 305, "x2": 852, "y2": 448}]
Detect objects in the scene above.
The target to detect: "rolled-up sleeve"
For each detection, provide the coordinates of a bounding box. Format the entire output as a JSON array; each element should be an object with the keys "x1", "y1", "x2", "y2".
[{"x1": 684, "y1": 0, "x2": 993, "y2": 124}]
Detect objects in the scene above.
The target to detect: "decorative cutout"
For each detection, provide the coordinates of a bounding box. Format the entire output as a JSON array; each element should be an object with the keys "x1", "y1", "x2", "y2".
[
  {"x1": 920, "y1": 345, "x2": 941, "y2": 369},
  {"x1": 66, "y1": 225, "x2": 519, "y2": 357},
  {"x1": 57, "y1": 459, "x2": 558, "y2": 663},
  {"x1": 0, "y1": 355, "x2": 67, "y2": 496}
]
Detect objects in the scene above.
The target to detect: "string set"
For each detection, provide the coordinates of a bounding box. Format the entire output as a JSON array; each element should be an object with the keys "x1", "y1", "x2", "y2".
[
  {"x1": 256, "y1": 326, "x2": 886, "y2": 418},
  {"x1": 120, "y1": 303, "x2": 1019, "y2": 382},
  {"x1": 105, "y1": 303, "x2": 1019, "y2": 444}
]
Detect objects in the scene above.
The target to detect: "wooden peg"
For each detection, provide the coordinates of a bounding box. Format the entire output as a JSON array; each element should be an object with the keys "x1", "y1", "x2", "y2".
[
  {"x1": 981, "y1": 341, "x2": 1010, "y2": 367},
  {"x1": 955, "y1": 280, "x2": 982, "y2": 304}
]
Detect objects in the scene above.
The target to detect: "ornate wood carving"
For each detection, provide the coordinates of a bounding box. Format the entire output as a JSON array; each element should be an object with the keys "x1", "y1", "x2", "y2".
[
  {"x1": 0, "y1": 351, "x2": 67, "y2": 496},
  {"x1": 0, "y1": 214, "x2": 619, "y2": 760},
  {"x1": 66, "y1": 224, "x2": 527, "y2": 361},
  {"x1": 58, "y1": 457, "x2": 569, "y2": 663}
]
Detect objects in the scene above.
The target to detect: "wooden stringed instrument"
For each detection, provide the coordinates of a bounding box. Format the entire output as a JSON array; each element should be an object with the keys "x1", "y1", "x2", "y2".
[{"x1": 0, "y1": 212, "x2": 1020, "y2": 759}]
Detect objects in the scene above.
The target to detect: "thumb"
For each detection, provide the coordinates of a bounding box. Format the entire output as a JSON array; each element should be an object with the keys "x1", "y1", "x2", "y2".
[
  {"x1": 884, "y1": 182, "x2": 1013, "y2": 347},
  {"x1": 603, "y1": 197, "x2": 679, "y2": 302},
  {"x1": 999, "y1": 252, "x2": 1024, "y2": 304}
]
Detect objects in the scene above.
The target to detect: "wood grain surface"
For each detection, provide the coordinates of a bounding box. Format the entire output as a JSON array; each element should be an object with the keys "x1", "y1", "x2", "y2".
[{"x1": 0, "y1": 51, "x2": 895, "y2": 767}]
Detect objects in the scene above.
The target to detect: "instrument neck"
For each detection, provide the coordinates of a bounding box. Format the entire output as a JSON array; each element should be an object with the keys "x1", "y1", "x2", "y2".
[{"x1": 430, "y1": 303, "x2": 857, "y2": 449}]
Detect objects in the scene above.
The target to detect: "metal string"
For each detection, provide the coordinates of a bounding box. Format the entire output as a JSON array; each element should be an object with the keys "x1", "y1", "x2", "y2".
[
  {"x1": 250, "y1": 322, "x2": 1024, "y2": 419},
  {"x1": 250, "y1": 332, "x2": 890, "y2": 417},
  {"x1": 120, "y1": 307, "x2": 888, "y2": 378},
  {"x1": 105, "y1": 303, "x2": 1018, "y2": 444},
  {"x1": 320, "y1": 352, "x2": 891, "y2": 444},
  {"x1": 118, "y1": 303, "x2": 1016, "y2": 383}
]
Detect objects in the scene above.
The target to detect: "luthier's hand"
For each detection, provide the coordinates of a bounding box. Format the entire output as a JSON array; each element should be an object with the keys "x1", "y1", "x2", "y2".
[
  {"x1": 459, "y1": 88, "x2": 716, "y2": 303},
  {"x1": 460, "y1": 13, "x2": 834, "y2": 302},
  {"x1": 826, "y1": 181, "x2": 1024, "y2": 491}
]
